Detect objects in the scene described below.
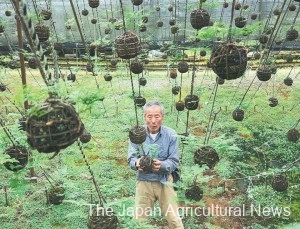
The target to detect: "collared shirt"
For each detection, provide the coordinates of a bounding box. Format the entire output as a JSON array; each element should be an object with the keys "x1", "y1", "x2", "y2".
[{"x1": 127, "y1": 125, "x2": 179, "y2": 184}]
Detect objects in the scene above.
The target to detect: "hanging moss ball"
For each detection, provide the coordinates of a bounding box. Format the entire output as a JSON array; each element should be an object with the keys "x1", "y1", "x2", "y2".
[
  {"x1": 286, "y1": 29, "x2": 299, "y2": 41},
  {"x1": 3, "y1": 146, "x2": 29, "y2": 172},
  {"x1": 175, "y1": 100, "x2": 185, "y2": 111},
  {"x1": 232, "y1": 108, "x2": 245, "y2": 121},
  {"x1": 134, "y1": 96, "x2": 146, "y2": 107},
  {"x1": 115, "y1": 32, "x2": 141, "y2": 59},
  {"x1": 82, "y1": 9, "x2": 89, "y2": 16},
  {"x1": 130, "y1": 60, "x2": 143, "y2": 74},
  {"x1": 283, "y1": 77, "x2": 293, "y2": 86},
  {"x1": 287, "y1": 129, "x2": 300, "y2": 142},
  {"x1": 48, "y1": 185, "x2": 65, "y2": 205},
  {"x1": 268, "y1": 97, "x2": 278, "y2": 107},
  {"x1": 137, "y1": 77, "x2": 146, "y2": 86},
  {"x1": 104, "y1": 74, "x2": 112, "y2": 82},
  {"x1": 257, "y1": 65, "x2": 272, "y2": 81},
  {"x1": 129, "y1": 126, "x2": 147, "y2": 144},
  {"x1": 40, "y1": 9, "x2": 52, "y2": 20},
  {"x1": 177, "y1": 61, "x2": 189, "y2": 73},
  {"x1": 0, "y1": 82, "x2": 7, "y2": 92},
  {"x1": 210, "y1": 42, "x2": 247, "y2": 80},
  {"x1": 157, "y1": 20, "x2": 163, "y2": 27},
  {"x1": 26, "y1": 94, "x2": 84, "y2": 153},
  {"x1": 185, "y1": 185, "x2": 203, "y2": 201},
  {"x1": 87, "y1": 207, "x2": 119, "y2": 229},
  {"x1": 67, "y1": 73, "x2": 76, "y2": 82},
  {"x1": 194, "y1": 146, "x2": 219, "y2": 169},
  {"x1": 190, "y1": 8, "x2": 210, "y2": 30},
  {"x1": 184, "y1": 94, "x2": 199, "y2": 110},
  {"x1": 80, "y1": 129, "x2": 92, "y2": 143},
  {"x1": 235, "y1": 16, "x2": 247, "y2": 28},
  {"x1": 271, "y1": 175, "x2": 288, "y2": 192},
  {"x1": 88, "y1": 0, "x2": 100, "y2": 8},
  {"x1": 172, "y1": 86, "x2": 181, "y2": 95}
]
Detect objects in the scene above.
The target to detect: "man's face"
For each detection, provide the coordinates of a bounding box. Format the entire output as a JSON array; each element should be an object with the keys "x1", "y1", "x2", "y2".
[{"x1": 144, "y1": 106, "x2": 164, "y2": 134}]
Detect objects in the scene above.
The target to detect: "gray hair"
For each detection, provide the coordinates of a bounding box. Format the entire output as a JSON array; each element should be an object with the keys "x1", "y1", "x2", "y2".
[{"x1": 143, "y1": 100, "x2": 164, "y2": 115}]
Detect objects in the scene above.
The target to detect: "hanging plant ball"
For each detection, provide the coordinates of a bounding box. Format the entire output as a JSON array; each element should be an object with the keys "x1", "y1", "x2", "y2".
[
  {"x1": 194, "y1": 146, "x2": 219, "y2": 169},
  {"x1": 34, "y1": 23, "x2": 50, "y2": 42},
  {"x1": 257, "y1": 65, "x2": 272, "y2": 81},
  {"x1": 243, "y1": 4, "x2": 249, "y2": 9},
  {"x1": 40, "y1": 9, "x2": 52, "y2": 20},
  {"x1": 28, "y1": 57, "x2": 39, "y2": 69},
  {"x1": 185, "y1": 185, "x2": 203, "y2": 201},
  {"x1": 129, "y1": 125, "x2": 147, "y2": 144},
  {"x1": 87, "y1": 208, "x2": 119, "y2": 229},
  {"x1": 168, "y1": 5, "x2": 173, "y2": 12},
  {"x1": 48, "y1": 185, "x2": 65, "y2": 205},
  {"x1": 172, "y1": 86, "x2": 181, "y2": 95},
  {"x1": 184, "y1": 94, "x2": 199, "y2": 110},
  {"x1": 200, "y1": 50, "x2": 206, "y2": 57},
  {"x1": 7, "y1": 60, "x2": 20, "y2": 69},
  {"x1": 259, "y1": 34, "x2": 269, "y2": 44},
  {"x1": 109, "y1": 17, "x2": 117, "y2": 23},
  {"x1": 171, "y1": 25, "x2": 179, "y2": 34},
  {"x1": 216, "y1": 76, "x2": 225, "y2": 85},
  {"x1": 104, "y1": 27, "x2": 111, "y2": 34},
  {"x1": 134, "y1": 96, "x2": 146, "y2": 107},
  {"x1": 115, "y1": 32, "x2": 141, "y2": 59},
  {"x1": 142, "y1": 16, "x2": 148, "y2": 23},
  {"x1": 131, "y1": 0, "x2": 143, "y2": 6},
  {"x1": 82, "y1": 9, "x2": 89, "y2": 16},
  {"x1": 0, "y1": 82, "x2": 6, "y2": 92},
  {"x1": 287, "y1": 129, "x2": 300, "y2": 142},
  {"x1": 169, "y1": 18, "x2": 176, "y2": 26},
  {"x1": 271, "y1": 175, "x2": 288, "y2": 192},
  {"x1": 190, "y1": 8, "x2": 210, "y2": 30},
  {"x1": 155, "y1": 5, "x2": 160, "y2": 11},
  {"x1": 3, "y1": 146, "x2": 29, "y2": 172},
  {"x1": 283, "y1": 77, "x2": 293, "y2": 86},
  {"x1": 250, "y1": 13, "x2": 258, "y2": 20},
  {"x1": 5, "y1": 10, "x2": 12, "y2": 16},
  {"x1": 253, "y1": 52, "x2": 261, "y2": 60},
  {"x1": 232, "y1": 108, "x2": 244, "y2": 121},
  {"x1": 86, "y1": 62, "x2": 94, "y2": 72},
  {"x1": 26, "y1": 94, "x2": 84, "y2": 154},
  {"x1": 67, "y1": 73, "x2": 76, "y2": 82},
  {"x1": 104, "y1": 73, "x2": 112, "y2": 82},
  {"x1": 286, "y1": 55, "x2": 294, "y2": 63},
  {"x1": 139, "y1": 77, "x2": 147, "y2": 86},
  {"x1": 80, "y1": 129, "x2": 92, "y2": 143},
  {"x1": 234, "y1": 3, "x2": 242, "y2": 10},
  {"x1": 234, "y1": 16, "x2": 247, "y2": 28},
  {"x1": 139, "y1": 155, "x2": 153, "y2": 172},
  {"x1": 110, "y1": 58, "x2": 118, "y2": 66},
  {"x1": 286, "y1": 28, "x2": 299, "y2": 41},
  {"x1": 139, "y1": 24, "x2": 147, "y2": 32},
  {"x1": 54, "y1": 42, "x2": 63, "y2": 51},
  {"x1": 91, "y1": 18, "x2": 97, "y2": 24},
  {"x1": 130, "y1": 59, "x2": 143, "y2": 74},
  {"x1": 88, "y1": 0, "x2": 100, "y2": 8},
  {"x1": 273, "y1": 8, "x2": 281, "y2": 16},
  {"x1": 177, "y1": 61, "x2": 189, "y2": 73},
  {"x1": 210, "y1": 42, "x2": 247, "y2": 80},
  {"x1": 157, "y1": 20, "x2": 163, "y2": 27},
  {"x1": 223, "y1": 2, "x2": 229, "y2": 8},
  {"x1": 170, "y1": 69, "x2": 177, "y2": 79},
  {"x1": 289, "y1": 4, "x2": 296, "y2": 11},
  {"x1": 268, "y1": 97, "x2": 278, "y2": 107},
  {"x1": 175, "y1": 100, "x2": 185, "y2": 111}
]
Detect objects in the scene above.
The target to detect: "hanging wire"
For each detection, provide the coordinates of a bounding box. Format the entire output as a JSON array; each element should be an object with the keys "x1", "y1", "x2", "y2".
[{"x1": 77, "y1": 140, "x2": 106, "y2": 206}]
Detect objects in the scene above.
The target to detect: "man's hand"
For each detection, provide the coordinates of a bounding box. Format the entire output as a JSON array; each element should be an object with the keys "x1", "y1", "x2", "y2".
[
  {"x1": 152, "y1": 159, "x2": 161, "y2": 172},
  {"x1": 135, "y1": 158, "x2": 143, "y2": 171}
]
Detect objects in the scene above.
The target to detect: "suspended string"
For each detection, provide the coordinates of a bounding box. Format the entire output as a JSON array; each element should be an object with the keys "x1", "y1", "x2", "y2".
[
  {"x1": 69, "y1": 0, "x2": 99, "y2": 88},
  {"x1": 0, "y1": 118, "x2": 20, "y2": 146},
  {"x1": 77, "y1": 140, "x2": 106, "y2": 206},
  {"x1": 11, "y1": 0, "x2": 50, "y2": 86}
]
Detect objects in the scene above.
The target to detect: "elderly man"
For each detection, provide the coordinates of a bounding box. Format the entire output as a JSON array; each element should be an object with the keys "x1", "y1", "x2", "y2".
[{"x1": 128, "y1": 100, "x2": 184, "y2": 229}]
